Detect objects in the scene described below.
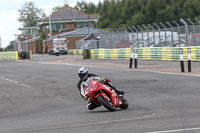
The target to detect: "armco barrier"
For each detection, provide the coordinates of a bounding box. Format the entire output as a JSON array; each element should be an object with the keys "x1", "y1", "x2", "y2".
[{"x1": 0, "y1": 52, "x2": 18, "y2": 60}]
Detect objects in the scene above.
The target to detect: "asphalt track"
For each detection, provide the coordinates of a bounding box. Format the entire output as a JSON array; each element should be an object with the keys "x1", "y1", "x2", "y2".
[{"x1": 0, "y1": 55, "x2": 200, "y2": 133}]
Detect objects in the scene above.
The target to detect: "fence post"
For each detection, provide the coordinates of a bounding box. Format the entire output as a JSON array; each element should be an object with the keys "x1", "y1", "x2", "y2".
[
  {"x1": 195, "y1": 18, "x2": 200, "y2": 34},
  {"x1": 134, "y1": 48, "x2": 137, "y2": 68},
  {"x1": 179, "y1": 48, "x2": 185, "y2": 72},
  {"x1": 137, "y1": 25, "x2": 144, "y2": 47},
  {"x1": 187, "y1": 19, "x2": 196, "y2": 46},
  {"x1": 180, "y1": 18, "x2": 189, "y2": 46},
  {"x1": 119, "y1": 28, "x2": 125, "y2": 48},
  {"x1": 148, "y1": 24, "x2": 155, "y2": 47},
  {"x1": 160, "y1": 22, "x2": 167, "y2": 46},
  {"x1": 173, "y1": 20, "x2": 181, "y2": 47},
  {"x1": 123, "y1": 27, "x2": 129, "y2": 48},
  {"x1": 154, "y1": 23, "x2": 161, "y2": 46},
  {"x1": 166, "y1": 21, "x2": 174, "y2": 47},
  {"x1": 188, "y1": 48, "x2": 191, "y2": 72},
  {"x1": 143, "y1": 24, "x2": 149, "y2": 47},
  {"x1": 132, "y1": 26, "x2": 139, "y2": 47},
  {"x1": 128, "y1": 27, "x2": 134, "y2": 47}
]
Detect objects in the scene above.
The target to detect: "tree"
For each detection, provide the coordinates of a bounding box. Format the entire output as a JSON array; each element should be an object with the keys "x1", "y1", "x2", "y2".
[
  {"x1": 6, "y1": 41, "x2": 15, "y2": 50},
  {"x1": 145, "y1": 0, "x2": 158, "y2": 23},
  {"x1": 39, "y1": 30, "x2": 46, "y2": 54},
  {"x1": 18, "y1": 2, "x2": 46, "y2": 28},
  {"x1": 131, "y1": 11, "x2": 146, "y2": 26}
]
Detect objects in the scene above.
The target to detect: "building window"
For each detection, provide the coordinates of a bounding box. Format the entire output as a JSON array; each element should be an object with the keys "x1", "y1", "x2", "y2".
[
  {"x1": 74, "y1": 22, "x2": 91, "y2": 29},
  {"x1": 52, "y1": 24, "x2": 61, "y2": 31},
  {"x1": 24, "y1": 29, "x2": 31, "y2": 35},
  {"x1": 61, "y1": 23, "x2": 67, "y2": 30},
  {"x1": 74, "y1": 23, "x2": 78, "y2": 29}
]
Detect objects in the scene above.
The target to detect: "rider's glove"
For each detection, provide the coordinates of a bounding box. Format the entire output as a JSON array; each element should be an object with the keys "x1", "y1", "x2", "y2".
[
  {"x1": 99, "y1": 77, "x2": 105, "y2": 83},
  {"x1": 83, "y1": 96, "x2": 88, "y2": 100}
]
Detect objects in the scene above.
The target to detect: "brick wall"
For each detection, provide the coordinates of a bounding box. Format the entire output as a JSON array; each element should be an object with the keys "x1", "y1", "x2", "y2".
[
  {"x1": 67, "y1": 23, "x2": 74, "y2": 31},
  {"x1": 28, "y1": 40, "x2": 40, "y2": 54},
  {"x1": 43, "y1": 41, "x2": 52, "y2": 54},
  {"x1": 67, "y1": 36, "x2": 86, "y2": 49}
]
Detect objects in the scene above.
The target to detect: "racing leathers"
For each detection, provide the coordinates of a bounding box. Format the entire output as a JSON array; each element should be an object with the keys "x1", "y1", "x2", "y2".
[{"x1": 77, "y1": 73, "x2": 124, "y2": 110}]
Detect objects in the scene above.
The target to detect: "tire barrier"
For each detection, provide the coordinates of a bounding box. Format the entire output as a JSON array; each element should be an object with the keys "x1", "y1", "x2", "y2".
[
  {"x1": 83, "y1": 49, "x2": 91, "y2": 59},
  {"x1": 68, "y1": 49, "x2": 83, "y2": 55},
  {"x1": 0, "y1": 52, "x2": 19, "y2": 60},
  {"x1": 81, "y1": 46, "x2": 200, "y2": 61}
]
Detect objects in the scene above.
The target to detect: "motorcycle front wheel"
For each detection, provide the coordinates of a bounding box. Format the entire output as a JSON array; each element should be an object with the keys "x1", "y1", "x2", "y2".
[
  {"x1": 97, "y1": 95, "x2": 116, "y2": 111},
  {"x1": 119, "y1": 97, "x2": 129, "y2": 109}
]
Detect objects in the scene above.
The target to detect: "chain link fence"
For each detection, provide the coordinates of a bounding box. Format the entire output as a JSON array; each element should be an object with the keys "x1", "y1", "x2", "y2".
[
  {"x1": 76, "y1": 40, "x2": 100, "y2": 49},
  {"x1": 77, "y1": 18, "x2": 200, "y2": 49}
]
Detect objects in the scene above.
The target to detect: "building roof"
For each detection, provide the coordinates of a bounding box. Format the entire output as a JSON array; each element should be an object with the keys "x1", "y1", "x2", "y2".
[
  {"x1": 43, "y1": 6, "x2": 100, "y2": 22},
  {"x1": 45, "y1": 27, "x2": 100, "y2": 41},
  {"x1": 81, "y1": 33, "x2": 99, "y2": 40}
]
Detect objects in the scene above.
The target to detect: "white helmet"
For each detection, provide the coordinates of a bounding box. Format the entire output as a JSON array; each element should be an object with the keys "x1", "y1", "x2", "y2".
[{"x1": 78, "y1": 67, "x2": 88, "y2": 81}]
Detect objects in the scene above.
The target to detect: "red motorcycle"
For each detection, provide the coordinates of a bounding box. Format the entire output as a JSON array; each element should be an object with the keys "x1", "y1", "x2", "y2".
[{"x1": 83, "y1": 77, "x2": 129, "y2": 111}]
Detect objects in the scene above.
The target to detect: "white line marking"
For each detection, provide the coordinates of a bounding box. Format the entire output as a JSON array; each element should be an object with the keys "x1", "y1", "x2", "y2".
[
  {"x1": 77, "y1": 113, "x2": 156, "y2": 126},
  {"x1": 20, "y1": 83, "x2": 31, "y2": 88},
  {"x1": 0, "y1": 76, "x2": 31, "y2": 88},
  {"x1": 146, "y1": 127, "x2": 200, "y2": 133}
]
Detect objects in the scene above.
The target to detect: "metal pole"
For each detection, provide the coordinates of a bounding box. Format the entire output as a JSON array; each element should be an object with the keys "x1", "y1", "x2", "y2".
[
  {"x1": 173, "y1": 20, "x2": 181, "y2": 47},
  {"x1": 187, "y1": 19, "x2": 195, "y2": 46},
  {"x1": 180, "y1": 18, "x2": 189, "y2": 46},
  {"x1": 179, "y1": 48, "x2": 185, "y2": 72},
  {"x1": 160, "y1": 22, "x2": 167, "y2": 47},
  {"x1": 166, "y1": 21, "x2": 174, "y2": 47},
  {"x1": 188, "y1": 48, "x2": 191, "y2": 72},
  {"x1": 148, "y1": 24, "x2": 155, "y2": 47},
  {"x1": 137, "y1": 25, "x2": 144, "y2": 47},
  {"x1": 143, "y1": 24, "x2": 149, "y2": 47},
  {"x1": 134, "y1": 48, "x2": 137, "y2": 68},
  {"x1": 154, "y1": 23, "x2": 161, "y2": 46},
  {"x1": 132, "y1": 26, "x2": 139, "y2": 47},
  {"x1": 129, "y1": 48, "x2": 134, "y2": 68}
]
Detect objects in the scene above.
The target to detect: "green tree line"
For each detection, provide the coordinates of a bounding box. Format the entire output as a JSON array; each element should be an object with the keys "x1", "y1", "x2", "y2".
[{"x1": 75, "y1": 0, "x2": 200, "y2": 29}]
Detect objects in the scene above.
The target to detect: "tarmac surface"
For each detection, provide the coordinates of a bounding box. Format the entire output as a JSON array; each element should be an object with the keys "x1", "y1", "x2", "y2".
[
  {"x1": 0, "y1": 54, "x2": 200, "y2": 133},
  {"x1": 33, "y1": 54, "x2": 200, "y2": 76}
]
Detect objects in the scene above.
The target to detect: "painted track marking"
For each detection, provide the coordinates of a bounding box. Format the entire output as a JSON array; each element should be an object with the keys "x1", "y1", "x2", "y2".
[
  {"x1": 0, "y1": 76, "x2": 31, "y2": 88},
  {"x1": 146, "y1": 127, "x2": 200, "y2": 133}
]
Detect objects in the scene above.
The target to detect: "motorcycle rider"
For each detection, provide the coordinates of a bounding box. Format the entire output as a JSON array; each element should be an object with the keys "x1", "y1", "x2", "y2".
[{"x1": 77, "y1": 67, "x2": 124, "y2": 110}]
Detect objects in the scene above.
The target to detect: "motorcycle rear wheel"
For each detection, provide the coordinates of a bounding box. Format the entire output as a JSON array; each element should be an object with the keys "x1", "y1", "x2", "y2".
[{"x1": 97, "y1": 95, "x2": 116, "y2": 111}]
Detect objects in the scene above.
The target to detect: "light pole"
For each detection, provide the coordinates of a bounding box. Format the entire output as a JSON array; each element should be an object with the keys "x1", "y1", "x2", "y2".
[
  {"x1": 49, "y1": 12, "x2": 52, "y2": 37},
  {"x1": 82, "y1": 9, "x2": 90, "y2": 35}
]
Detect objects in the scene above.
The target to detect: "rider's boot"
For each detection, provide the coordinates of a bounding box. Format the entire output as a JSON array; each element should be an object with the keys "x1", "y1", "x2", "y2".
[
  {"x1": 112, "y1": 86, "x2": 125, "y2": 95},
  {"x1": 105, "y1": 80, "x2": 125, "y2": 95}
]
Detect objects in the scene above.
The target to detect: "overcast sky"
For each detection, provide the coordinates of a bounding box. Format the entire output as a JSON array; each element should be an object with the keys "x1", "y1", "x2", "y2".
[{"x1": 0, "y1": 0, "x2": 102, "y2": 48}]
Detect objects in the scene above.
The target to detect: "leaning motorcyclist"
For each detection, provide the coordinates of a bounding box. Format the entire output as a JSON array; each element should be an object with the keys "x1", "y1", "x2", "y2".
[{"x1": 77, "y1": 67, "x2": 124, "y2": 110}]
